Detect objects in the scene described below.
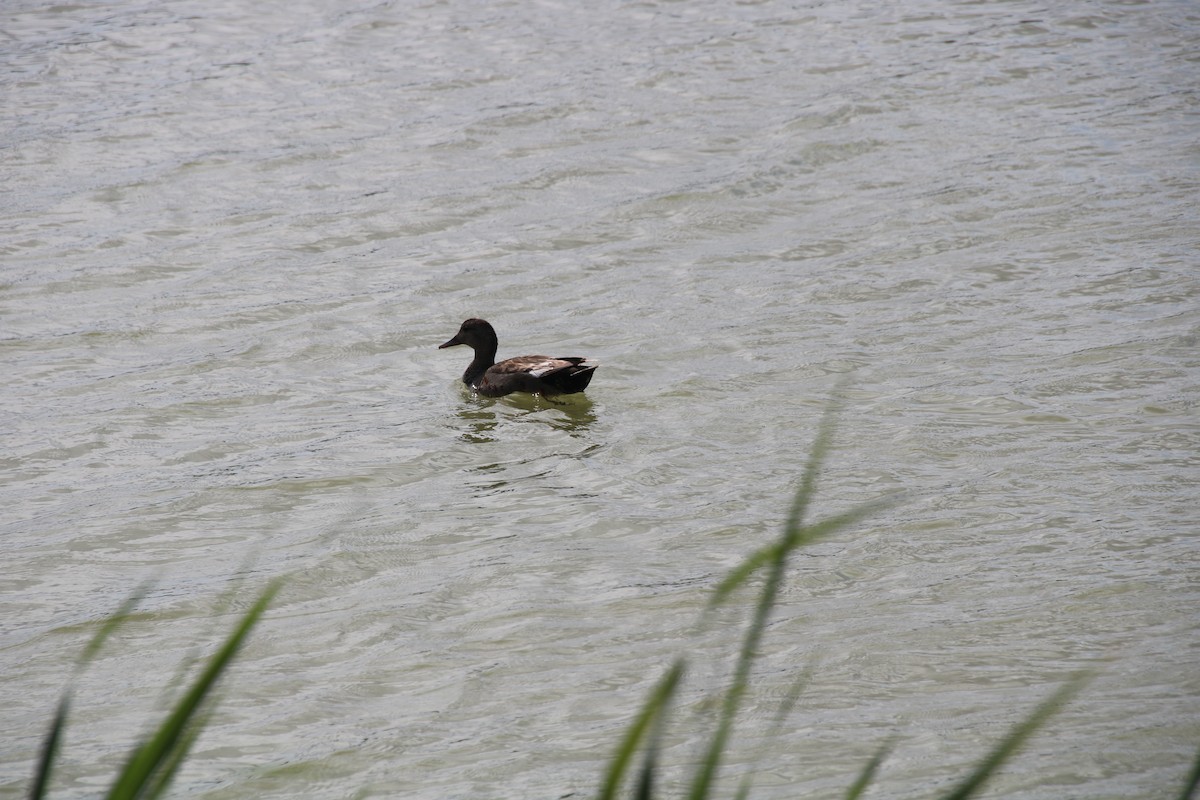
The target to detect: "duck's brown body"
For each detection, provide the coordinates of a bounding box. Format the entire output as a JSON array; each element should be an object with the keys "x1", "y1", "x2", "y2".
[{"x1": 438, "y1": 318, "x2": 597, "y2": 398}]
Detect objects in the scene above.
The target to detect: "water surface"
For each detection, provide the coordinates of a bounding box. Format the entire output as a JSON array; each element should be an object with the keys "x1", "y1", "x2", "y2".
[{"x1": 3, "y1": 1, "x2": 1198, "y2": 798}]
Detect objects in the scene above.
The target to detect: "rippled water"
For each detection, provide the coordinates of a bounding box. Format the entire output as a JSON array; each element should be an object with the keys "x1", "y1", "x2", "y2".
[{"x1": 3, "y1": 0, "x2": 1198, "y2": 798}]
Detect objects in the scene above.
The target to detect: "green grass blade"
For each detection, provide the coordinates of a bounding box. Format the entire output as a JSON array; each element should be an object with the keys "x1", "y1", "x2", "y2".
[
  {"x1": 694, "y1": 495, "x2": 893, "y2": 792},
  {"x1": 105, "y1": 579, "x2": 281, "y2": 800},
  {"x1": 707, "y1": 496, "x2": 897, "y2": 612},
  {"x1": 632, "y1": 729, "x2": 660, "y2": 800},
  {"x1": 771, "y1": 662, "x2": 816, "y2": 735},
  {"x1": 937, "y1": 674, "x2": 1090, "y2": 800},
  {"x1": 160, "y1": 554, "x2": 260, "y2": 704},
  {"x1": 783, "y1": 396, "x2": 841, "y2": 535},
  {"x1": 79, "y1": 583, "x2": 153, "y2": 668},
  {"x1": 689, "y1": 495, "x2": 798, "y2": 799},
  {"x1": 29, "y1": 695, "x2": 70, "y2": 800},
  {"x1": 690, "y1": 400, "x2": 882, "y2": 800},
  {"x1": 686, "y1": 573, "x2": 770, "y2": 800},
  {"x1": 1177, "y1": 743, "x2": 1200, "y2": 800},
  {"x1": 705, "y1": 542, "x2": 781, "y2": 611},
  {"x1": 31, "y1": 584, "x2": 153, "y2": 800},
  {"x1": 844, "y1": 737, "x2": 894, "y2": 800},
  {"x1": 598, "y1": 658, "x2": 685, "y2": 800},
  {"x1": 725, "y1": 662, "x2": 819, "y2": 800},
  {"x1": 141, "y1": 705, "x2": 213, "y2": 800}
]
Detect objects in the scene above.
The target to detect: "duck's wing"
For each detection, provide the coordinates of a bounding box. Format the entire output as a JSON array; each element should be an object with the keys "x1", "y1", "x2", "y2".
[
  {"x1": 481, "y1": 355, "x2": 597, "y2": 397},
  {"x1": 492, "y1": 355, "x2": 580, "y2": 377}
]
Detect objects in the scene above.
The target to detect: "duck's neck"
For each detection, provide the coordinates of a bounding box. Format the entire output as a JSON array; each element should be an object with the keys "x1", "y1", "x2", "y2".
[{"x1": 462, "y1": 346, "x2": 496, "y2": 386}]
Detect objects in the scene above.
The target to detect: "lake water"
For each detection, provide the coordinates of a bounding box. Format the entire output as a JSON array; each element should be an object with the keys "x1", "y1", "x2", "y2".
[{"x1": 3, "y1": 0, "x2": 1197, "y2": 798}]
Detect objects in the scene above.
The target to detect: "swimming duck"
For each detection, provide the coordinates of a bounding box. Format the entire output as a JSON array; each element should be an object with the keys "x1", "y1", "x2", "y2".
[{"x1": 438, "y1": 318, "x2": 597, "y2": 399}]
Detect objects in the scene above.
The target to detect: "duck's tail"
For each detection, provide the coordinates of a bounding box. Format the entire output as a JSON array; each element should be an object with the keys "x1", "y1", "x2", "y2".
[{"x1": 542, "y1": 359, "x2": 598, "y2": 395}]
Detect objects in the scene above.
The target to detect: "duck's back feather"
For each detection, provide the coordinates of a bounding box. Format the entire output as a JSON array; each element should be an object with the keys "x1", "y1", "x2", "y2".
[{"x1": 490, "y1": 355, "x2": 579, "y2": 377}]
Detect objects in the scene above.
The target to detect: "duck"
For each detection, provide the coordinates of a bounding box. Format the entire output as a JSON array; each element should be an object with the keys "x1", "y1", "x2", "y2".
[{"x1": 438, "y1": 318, "x2": 598, "y2": 399}]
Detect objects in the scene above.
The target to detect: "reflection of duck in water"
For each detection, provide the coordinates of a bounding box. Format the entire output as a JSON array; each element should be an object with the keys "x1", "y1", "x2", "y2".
[{"x1": 439, "y1": 318, "x2": 598, "y2": 399}]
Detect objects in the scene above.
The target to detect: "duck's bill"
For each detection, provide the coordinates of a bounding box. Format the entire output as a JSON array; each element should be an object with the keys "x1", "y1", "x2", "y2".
[{"x1": 438, "y1": 335, "x2": 463, "y2": 349}]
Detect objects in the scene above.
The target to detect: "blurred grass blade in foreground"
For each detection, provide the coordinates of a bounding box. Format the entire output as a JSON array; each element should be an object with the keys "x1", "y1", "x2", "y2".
[
  {"x1": 936, "y1": 673, "x2": 1091, "y2": 800},
  {"x1": 30, "y1": 580, "x2": 279, "y2": 800},
  {"x1": 106, "y1": 579, "x2": 280, "y2": 800},
  {"x1": 30, "y1": 583, "x2": 153, "y2": 800},
  {"x1": 598, "y1": 658, "x2": 686, "y2": 800}
]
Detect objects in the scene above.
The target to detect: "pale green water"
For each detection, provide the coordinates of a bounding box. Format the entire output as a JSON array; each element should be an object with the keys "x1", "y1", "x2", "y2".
[{"x1": 3, "y1": 1, "x2": 1198, "y2": 798}]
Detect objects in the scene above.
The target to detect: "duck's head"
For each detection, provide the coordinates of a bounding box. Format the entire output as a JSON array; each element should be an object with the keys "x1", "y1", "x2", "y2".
[{"x1": 438, "y1": 318, "x2": 496, "y2": 351}]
